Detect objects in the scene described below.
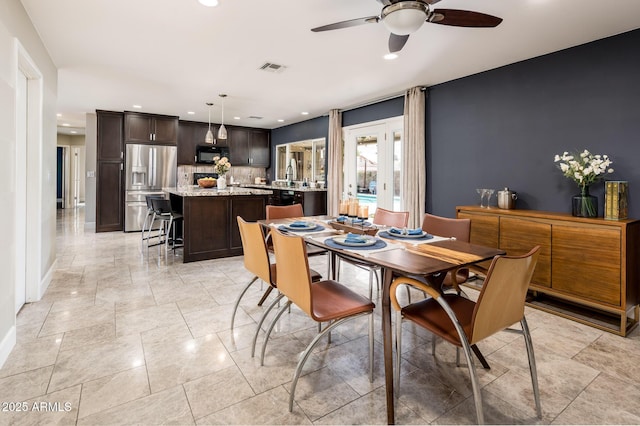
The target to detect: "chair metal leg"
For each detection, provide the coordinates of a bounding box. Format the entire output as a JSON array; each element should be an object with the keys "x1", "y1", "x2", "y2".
[
  {"x1": 434, "y1": 296, "x2": 484, "y2": 424},
  {"x1": 368, "y1": 269, "x2": 374, "y2": 300},
  {"x1": 521, "y1": 317, "x2": 542, "y2": 418},
  {"x1": 251, "y1": 292, "x2": 284, "y2": 357},
  {"x1": 260, "y1": 301, "x2": 292, "y2": 366},
  {"x1": 288, "y1": 312, "x2": 371, "y2": 412},
  {"x1": 231, "y1": 276, "x2": 259, "y2": 330}
]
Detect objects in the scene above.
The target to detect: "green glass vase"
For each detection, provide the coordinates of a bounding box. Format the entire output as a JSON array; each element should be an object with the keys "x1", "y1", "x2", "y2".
[{"x1": 572, "y1": 186, "x2": 597, "y2": 217}]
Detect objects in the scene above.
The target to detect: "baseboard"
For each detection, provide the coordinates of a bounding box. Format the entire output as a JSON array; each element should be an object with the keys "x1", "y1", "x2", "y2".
[
  {"x1": 38, "y1": 258, "x2": 56, "y2": 300},
  {"x1": 0, "y1": 325, "x2": 17, "y2": 369}
]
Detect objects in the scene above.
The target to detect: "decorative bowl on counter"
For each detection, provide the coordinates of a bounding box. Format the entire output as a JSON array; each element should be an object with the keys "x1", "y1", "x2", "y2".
[{"x1": 198, "y1": 177, "x2": 217, "y2": 188}]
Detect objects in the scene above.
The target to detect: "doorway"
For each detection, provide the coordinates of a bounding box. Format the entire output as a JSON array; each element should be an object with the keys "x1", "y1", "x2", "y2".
[
  {"x1": 15, "y1": 69, "x2": 27, "y2": 312},
  {"x1": 15, "y1": 39, "x2": 44, "y2": 313},
  {"x1": 343, "y1": 117, "x2": 403, "y2": 215},
  {"x1": 57, "y1": 147, "x2": 65, "y2": 209}
]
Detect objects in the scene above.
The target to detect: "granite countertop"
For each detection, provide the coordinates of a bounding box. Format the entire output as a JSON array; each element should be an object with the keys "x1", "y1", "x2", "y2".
[
  {"x1": 164, "y1": 186, "x2": 273, "y2": 197},
  {"x1": 241, "y1": 184, "x2": 327, "y2": 192}
]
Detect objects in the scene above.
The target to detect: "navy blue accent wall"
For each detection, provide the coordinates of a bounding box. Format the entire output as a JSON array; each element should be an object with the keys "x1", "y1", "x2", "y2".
[
  {"x1": 427, "y1": 29, "x2": 640, "y2": 218},
  {"x1": 342, "y1": 96, "x2": 404, "y2": 127},
  {"x1": 270, "y1": 96, "x2": 404, "y2": 182}
]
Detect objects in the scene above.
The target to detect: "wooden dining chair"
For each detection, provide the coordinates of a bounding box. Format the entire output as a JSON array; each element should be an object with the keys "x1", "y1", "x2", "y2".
[
  {"x1": 421, "y1": 213, "x2": 471, "y2": 294},
  {"x1": 338, "y1": 207, "x2": 409, "y2": 299},
  {"x1": 234, "y1": 217, "x2": 321, "y2": 356},
  {"x1": 390, "y1": 246, "x2": 541, "y2": 425},
  {"x1": 265, "y1": 203, "x2": 304, "y2": 219},
  {"x1": 260, "y1": 228, "x2": 375, "y2": 412},
  {"x1": 264, "y1": 203, "x2": 329, "y2": 285}
]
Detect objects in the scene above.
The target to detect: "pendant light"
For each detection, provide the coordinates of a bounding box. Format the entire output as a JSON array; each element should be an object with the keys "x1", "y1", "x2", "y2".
[
  {"x1": 205, "y1": 102, "x2": 214, "y2": 144},
  {"x1": 218, "y1": 94, "x2": 228, "y2": 140}
]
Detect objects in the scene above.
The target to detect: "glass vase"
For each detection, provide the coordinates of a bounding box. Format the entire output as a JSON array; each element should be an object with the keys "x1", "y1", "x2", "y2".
[{"x1": 572, "y1": 186, "x2": 597, "y2": 217}]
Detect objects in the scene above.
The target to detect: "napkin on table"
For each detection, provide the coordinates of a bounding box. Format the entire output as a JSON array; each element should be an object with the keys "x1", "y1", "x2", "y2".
[
  {"x1": 289, "y1": 221, "x2": 310, "y2": 228},
  {"x1": 389, "y1": 227, "x2": 423, "y2": 235},
  {"x1": 344, "y1": 233, "x2": 367, "y2": 243}
]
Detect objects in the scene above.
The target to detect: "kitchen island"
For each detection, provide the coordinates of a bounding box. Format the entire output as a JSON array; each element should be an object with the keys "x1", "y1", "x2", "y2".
[{"x1": 164, "y1": 186, "x2": 272, "y2": 262}]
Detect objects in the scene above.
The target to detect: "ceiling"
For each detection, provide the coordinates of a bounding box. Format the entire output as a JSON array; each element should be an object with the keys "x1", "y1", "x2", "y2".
[{"x1": 19, "y1": 0, "x2": 640, "y2": 136}]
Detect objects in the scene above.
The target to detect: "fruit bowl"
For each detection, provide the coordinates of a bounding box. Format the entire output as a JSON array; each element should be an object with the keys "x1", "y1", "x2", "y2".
[{"x1": 198, "y1": 177, "x2": 217, "y2": 188}]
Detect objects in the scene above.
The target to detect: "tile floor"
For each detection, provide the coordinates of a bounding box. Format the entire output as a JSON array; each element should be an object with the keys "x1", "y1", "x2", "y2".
[{"x1": 1, "y1": 207, "x2": 640, "y2": 425}]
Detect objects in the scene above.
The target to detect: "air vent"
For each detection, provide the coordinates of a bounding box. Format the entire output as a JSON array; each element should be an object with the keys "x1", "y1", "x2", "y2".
[
  {"x1": 259, "y1": 62, "x2": 286, "y2": 73},
  {"x1": 248, "y1": 116, "x2": 263, "y2": 120}
]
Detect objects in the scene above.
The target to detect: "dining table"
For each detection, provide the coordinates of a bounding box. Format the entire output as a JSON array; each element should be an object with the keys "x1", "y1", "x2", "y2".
[{"x1": 258, "y1": 216, "x2": 505, "y2": 424}]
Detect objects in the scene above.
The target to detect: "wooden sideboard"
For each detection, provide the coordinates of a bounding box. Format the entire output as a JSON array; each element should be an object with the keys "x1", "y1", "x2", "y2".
[{"x1": 456, "y1": 205, "x2": 640, "y2": 336}]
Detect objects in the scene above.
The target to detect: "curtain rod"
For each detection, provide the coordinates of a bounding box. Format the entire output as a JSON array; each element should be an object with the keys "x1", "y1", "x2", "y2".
[{"x1": 337, "y1": 86, "x2": 427, "y2": 113}]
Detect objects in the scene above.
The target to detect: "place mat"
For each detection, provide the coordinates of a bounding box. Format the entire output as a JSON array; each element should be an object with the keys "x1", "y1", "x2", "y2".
[
  {"x1": 324, "y1": 237, "x2": 387, "y2": 251},
  {"x1": 278, "y1": 224, "x2": 325, "y2": 233},
  {"x1": 378, "y1": 230, "x2": 433, "y2": 241},
  {"x1": 406, "y1": 244, "x2": 485, "y2": 264}
]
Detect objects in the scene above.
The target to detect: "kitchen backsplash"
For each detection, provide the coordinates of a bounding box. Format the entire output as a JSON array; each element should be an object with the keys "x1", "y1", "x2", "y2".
[{"x1": 178, "y1": 165, "x2": 267, "y2": 186}]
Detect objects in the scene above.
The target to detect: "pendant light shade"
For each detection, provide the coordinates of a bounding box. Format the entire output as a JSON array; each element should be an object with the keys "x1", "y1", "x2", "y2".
[
  {"x1": 205, "y1": 102, "x2": 214, "y2": 144},
  {"x1": 218, "y1": 94, "x2": 228, "y2": 140}
]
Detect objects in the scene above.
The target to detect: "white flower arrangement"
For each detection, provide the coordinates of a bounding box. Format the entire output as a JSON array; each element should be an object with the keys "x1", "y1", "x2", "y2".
[
  {"x1": 213, "y1": 156, "x2": 231, "y2": 176},
  {"x1": 554, "y1": 149, "x2": 614, "y2": 189}
]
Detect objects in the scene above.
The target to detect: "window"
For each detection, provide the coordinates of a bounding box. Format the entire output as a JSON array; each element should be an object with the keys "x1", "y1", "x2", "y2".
[{"x1": 275, "y1": 138, "x2": 326, "y2": 183}]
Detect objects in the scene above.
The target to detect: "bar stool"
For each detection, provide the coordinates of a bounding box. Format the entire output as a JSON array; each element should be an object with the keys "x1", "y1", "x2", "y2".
[
  {"x1": 150, "y1": 198, "x2": 183, "y2": 251},
  {"x1": 142, "y1": 195, "x2": 166, "y2": 246}
]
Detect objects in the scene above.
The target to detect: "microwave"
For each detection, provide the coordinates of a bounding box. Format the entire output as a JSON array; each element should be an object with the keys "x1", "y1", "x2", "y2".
[{"x1": 196, "y1": 145, "x2": 230, "y2": 164}]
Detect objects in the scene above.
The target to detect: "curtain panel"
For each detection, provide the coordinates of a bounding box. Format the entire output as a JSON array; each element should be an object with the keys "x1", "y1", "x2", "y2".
[
  {"x1": 402, "y1": 87, "x2": 426, "y2": 228},
  {"x1": 327, "y1": 109, "x2": 343, "y2": 216}
]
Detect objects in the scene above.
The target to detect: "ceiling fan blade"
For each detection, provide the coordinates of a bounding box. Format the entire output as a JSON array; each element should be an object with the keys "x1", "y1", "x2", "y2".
[
  {"x1": 430, "y1": 9, "x2": 502, "y2": 28},
  {"x1": 311, "y1": 16, "x2": 379, "y2": 32},
  {"x1": 389, "y1": 33, "x2": 409, "y2": 53}
]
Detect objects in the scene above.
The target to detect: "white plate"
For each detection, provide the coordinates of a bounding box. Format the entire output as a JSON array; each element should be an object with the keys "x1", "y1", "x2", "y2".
[
  {"x1": 284, "y1": 222, "x2": 316, "y2": 231},
  {"x1": 387, "y1": 230, "x2": 428, "y2": 239},
  {"x1": 332, "y1": 236, "x2": 377, "y2": 247}
]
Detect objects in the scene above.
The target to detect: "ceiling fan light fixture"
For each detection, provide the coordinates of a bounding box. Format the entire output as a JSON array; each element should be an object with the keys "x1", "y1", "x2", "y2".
[{"x1": 381, "y1": 1, "x2": 428, "y2": 36}]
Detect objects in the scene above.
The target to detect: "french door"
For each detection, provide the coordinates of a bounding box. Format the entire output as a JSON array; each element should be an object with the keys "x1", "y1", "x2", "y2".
[{"x1": 343, "y1": 117, "x2": 403, "y2": 215}]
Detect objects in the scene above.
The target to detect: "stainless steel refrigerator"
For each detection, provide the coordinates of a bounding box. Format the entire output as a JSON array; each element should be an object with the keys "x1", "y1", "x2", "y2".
[{"x1": 124, "y1": 143, "x2": 177, "y2": 232}]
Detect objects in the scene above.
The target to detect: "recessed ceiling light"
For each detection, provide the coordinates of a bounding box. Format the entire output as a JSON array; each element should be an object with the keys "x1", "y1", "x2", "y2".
[
  {"x1": 277, "y1": 119, "x2": 284, "y2": 123},
  {"x1": 198, "y1": 0, "x2": 218, "y2": 6},
  {"x1": 301, "y1": 112, "x2": 309, "y2": 115},
  {"x1": 187, "y1": 111, "x2": 195, "y2": 115},
  {"x1": 233, "y1": 116, "x2": 240, "y2": 120},
  {"x1": 56, "y1": 113, "x2": 62, "y2": 117},
  {"x1": 132, "y1": 104, "x2": 142, "y2": 109},
  {"x1": 384, "y1": 53, "x2": 399, "y2": 60},
  {"x1": 70, "y1": 130, "x2": 77, "y2": 134},
  {"x1": 62, "y1": 123, "x2": 70, "y2": 127}
]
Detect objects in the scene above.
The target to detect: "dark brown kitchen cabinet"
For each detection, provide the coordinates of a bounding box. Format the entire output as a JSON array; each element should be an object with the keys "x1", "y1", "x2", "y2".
[
  {"x1": 96, "y1": 110, "x2": 124, "y2": 232},
  {"x1": 228, "y1": 127, "x2": 270, "y2": 167},
  {"x1": 124, "y1": 112, "x2": 178, "y2": 145},
  {"x1": 178, "y1": 120, "x2": 231, "y2": 165}
]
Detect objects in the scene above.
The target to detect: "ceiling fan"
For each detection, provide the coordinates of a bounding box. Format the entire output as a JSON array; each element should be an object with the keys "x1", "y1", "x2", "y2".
[{"x1": 311, "y1": 0, "x2": 503, "y2": 53}]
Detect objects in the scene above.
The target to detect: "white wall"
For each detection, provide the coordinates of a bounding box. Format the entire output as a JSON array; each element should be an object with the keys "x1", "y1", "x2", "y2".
[{"x1": 0, "y1": 0, "x2": 57, "y2": 367}]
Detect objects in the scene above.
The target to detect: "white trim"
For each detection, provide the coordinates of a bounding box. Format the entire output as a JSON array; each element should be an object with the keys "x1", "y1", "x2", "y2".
[
  {"x1": 0, "y1": 326, "x2": 17, "y2": 370},
  {"x1": 15, "y1": 38, "x2": 44, "y2": 305},
  {"x1": 38, "y1": 258, "x2": 56, "y2": 301}
]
